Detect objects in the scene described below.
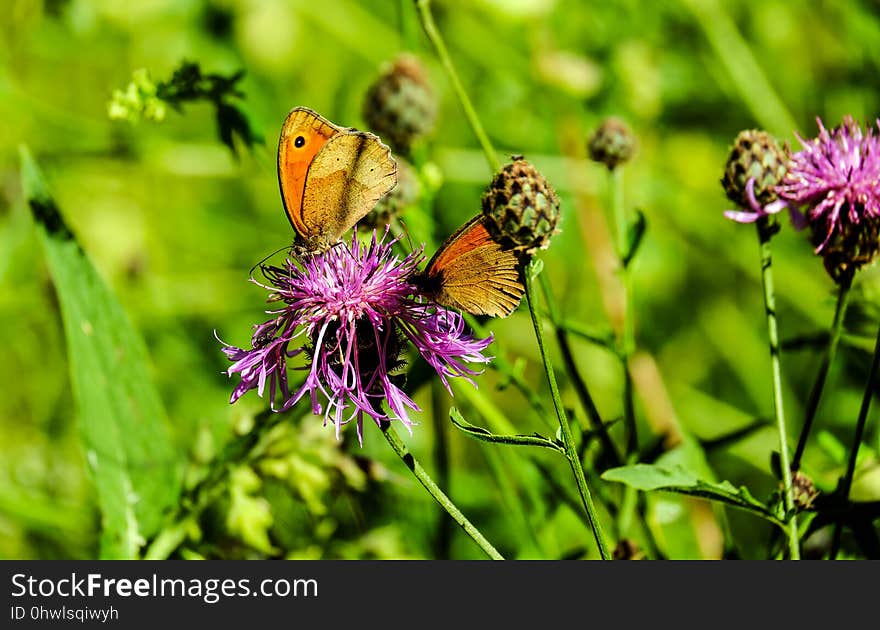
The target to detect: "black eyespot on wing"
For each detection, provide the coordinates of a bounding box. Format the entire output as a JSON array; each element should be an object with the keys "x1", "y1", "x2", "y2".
[{"x1": 294, "y1": 135, "x2": 306, "y2": 148}]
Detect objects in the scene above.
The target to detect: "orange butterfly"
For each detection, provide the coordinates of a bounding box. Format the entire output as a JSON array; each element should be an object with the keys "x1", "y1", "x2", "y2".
[
  {"x1": 413, "y1": 215, "x2": 527, "y2": 318},
  {"x1": 277, "y1": 106, "x2": 398, "y2": 252}
]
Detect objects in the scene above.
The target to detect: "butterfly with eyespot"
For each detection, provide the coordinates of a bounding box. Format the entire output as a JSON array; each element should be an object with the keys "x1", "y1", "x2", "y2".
[
  {"x1": 277, "y1": 106, "x2": 398, "y2": 253},
  {"x1": 278, "y1": 107, "x2": 525, "y2": 317},
  {"x1": 412, "y1": 215, "x2": 528, "y2": 318}
]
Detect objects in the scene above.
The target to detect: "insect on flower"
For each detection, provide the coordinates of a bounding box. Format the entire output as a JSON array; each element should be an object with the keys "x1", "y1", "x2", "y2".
[{"x1": 219, "y1": 231, "x2": 494, "y2": 445}]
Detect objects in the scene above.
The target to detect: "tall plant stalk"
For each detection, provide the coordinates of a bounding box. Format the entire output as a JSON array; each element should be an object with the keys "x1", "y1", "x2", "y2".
[
  {"x1": 538, "y1": 272, "x2": 621, "y2": 466},
  {"x1": 792, "y1": 281, "x2": 852, "y2": 471},
  {"x1": 756, "y1": 219, "x2": 799, "y2": 560},
  {"x1": 382, "y1": 422, "x2": 504, "y2": 559},
  {"x1": 431, "y1": 381, "x2": 454, "y2": 557},
  {"x1": 829, "y1": 324, "x2": 880, "y2": 558},
  {"x1": 414, "y1": 0, "x2": 499, "y2": 172},
  {"x1": 526, "y1": 269, "x2": 611, "y2": 558},
  {"x1": 609, "y1": 167, "x2": 638, "y2": 456},
  {"x1": 415, "y1": 0, "x2": 610, "y2": 558}
]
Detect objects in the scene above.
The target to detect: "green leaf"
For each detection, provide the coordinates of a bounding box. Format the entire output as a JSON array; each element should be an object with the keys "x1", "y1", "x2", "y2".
[
  {"x1": 601, "y1": 463, "x2": 783, "y2": 527},
  {"x1": 449, "y1": 408, "x2": 566, "y2": 454},
  {"x1": 622, "y1": 208, "x2": 646, "y2": 268},
  {"x1": 20, "y1": 146, "x2": 181, "y2": 558}
]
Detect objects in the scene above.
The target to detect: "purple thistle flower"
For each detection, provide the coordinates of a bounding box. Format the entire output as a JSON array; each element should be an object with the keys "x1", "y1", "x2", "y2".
[
  {"x1": 776, "y1": 116, "x2": 880, "y2": 252},
  {"x1": 218, "y1": 230, "x2": 493, "y2": 445}
]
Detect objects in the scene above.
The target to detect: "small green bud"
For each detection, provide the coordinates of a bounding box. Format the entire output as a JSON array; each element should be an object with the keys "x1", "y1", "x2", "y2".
[
  {"x1": 363, "y1": 54, "x2": 437, "y2": 155},
  {"x1": 587, "y1": 117, "x2": 637, "y2": 170},
  {"x1": 721, "y1": 129, "x2": 787, "y2": 208}
]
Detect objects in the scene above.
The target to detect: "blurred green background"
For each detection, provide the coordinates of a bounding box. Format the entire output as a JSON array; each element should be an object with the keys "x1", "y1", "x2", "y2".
[{"x1": 2, "y1": 0, "x2": 879, "y2": 559}]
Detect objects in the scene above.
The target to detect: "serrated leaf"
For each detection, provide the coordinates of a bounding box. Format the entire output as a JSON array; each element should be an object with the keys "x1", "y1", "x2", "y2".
[
  {"x1": 601, "y1": 463, "x2": 783, "y2": 527},
  {"x1": 20, "y1": 146, "x2": 181, "y2": 558}
]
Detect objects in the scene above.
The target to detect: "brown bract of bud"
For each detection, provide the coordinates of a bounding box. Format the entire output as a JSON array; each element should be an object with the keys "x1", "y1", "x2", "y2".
[{"x1": 481, "y1": 157, "x2": 561, "y2": 254}]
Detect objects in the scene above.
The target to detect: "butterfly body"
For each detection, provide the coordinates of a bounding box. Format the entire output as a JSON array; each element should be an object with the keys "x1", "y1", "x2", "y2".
[
  {"x1": 414, "y1": 215, "x2": 526, "y2": 318},
  {"x1": 277, "y1": 106, "x2": 398, "y2": 253}
]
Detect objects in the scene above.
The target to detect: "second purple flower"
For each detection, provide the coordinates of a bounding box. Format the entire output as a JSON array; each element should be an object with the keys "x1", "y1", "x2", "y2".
[{"x1": 777, "y1": 116, "x2": 880, "y2": 281}]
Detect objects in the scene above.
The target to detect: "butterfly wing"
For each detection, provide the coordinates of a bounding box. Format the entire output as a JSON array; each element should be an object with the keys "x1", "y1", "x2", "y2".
[
  {"x1": 301, "y1": 131, "x2": 398, "y2": 244},
  {"x1": 277, "y1": 107, "x2": 342, "y2": 240},
  {"x1": 422, "y1": 216, "x2": 525, "y2": 318}
]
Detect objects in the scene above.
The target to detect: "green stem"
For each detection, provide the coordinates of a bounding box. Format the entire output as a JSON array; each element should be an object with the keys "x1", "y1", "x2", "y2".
[
  {"x1": 525, "y1": 267, "x2": 611, "y2": 559},
  {"x1": 756, "y1": 220, "x2": 799, "y2": 560},
  {"x1": 398, "y1": 0, "x2": 418, "y2": 50},
  {"x1": 431, "y1": 381, "x2": 454, "y2": 558},
  {"x1": 538, "y1": 272, "x2": 621, "y2": 466},
  {"x1": 381, "y1": 422, "x2": 504, "y2": 560},
  {"x1": 610, "y1": 167, "x2": 637, "y2": 456},
  {"x1": 829, "y1": 323, "x2": 880, "y2": 558},
  {"x1": 414, "y1": 0, "x2": 500, "y2": 173},
  {"x1": 792, "y1": 280, "x2": 852, "y2": 471}
]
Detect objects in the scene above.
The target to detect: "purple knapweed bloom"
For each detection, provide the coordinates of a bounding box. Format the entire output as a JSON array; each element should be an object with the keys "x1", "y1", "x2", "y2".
[
  {"x1": 776, "y1": 116, "x2": 880, "y2": 252},
  {"x1": 219, "y1": 231, "x2": 493, "y2": 445}
]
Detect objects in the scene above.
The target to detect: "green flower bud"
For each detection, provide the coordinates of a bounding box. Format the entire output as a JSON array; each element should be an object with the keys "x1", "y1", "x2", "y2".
[
  {"x1": 481, "y1": 156, "x2": 561, "y2": 253},
  {"x1": 587, "y1": 117, "x2": 637, "y2": 170},
  {"x1": 721, "y1": 129, "x2": 787, "y2": 208},
  {"x1": 362, "y1": 54, "x2": 437, "y2": 155}
]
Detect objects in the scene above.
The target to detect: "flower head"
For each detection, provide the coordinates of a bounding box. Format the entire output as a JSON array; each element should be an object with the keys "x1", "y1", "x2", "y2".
[
  {"x1": 219, "y1": 231, "x2": 493, "y2": 445},
  {"x1": 776, "y1": 117, "x2": 880, "y2": 256}
]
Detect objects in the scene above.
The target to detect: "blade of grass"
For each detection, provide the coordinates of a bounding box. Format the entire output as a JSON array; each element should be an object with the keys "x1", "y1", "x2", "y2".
[{"x1": 20, "y1": 146, "x2": 181, "y2": 559}]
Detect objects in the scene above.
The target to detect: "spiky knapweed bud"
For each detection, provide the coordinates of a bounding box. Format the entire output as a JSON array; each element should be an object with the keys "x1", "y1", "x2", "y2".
[
  {"x1": 481, "y1": 157, "x2": 561, "y2": 253},
  {"x1": 721, "y1": 129, "x2": 788, "y2": 209},
  {"x1": 362, "y1": 158, "x2": 421, "y2": 230},
  {"x1": 363, "y1": 54, "x2": 437, "y2": 155},
  {"x1": 587, "y1": 117, "x2": 637, "y2": 170},
  {"x1": 791, "y1": 471, "x2": 820, "y2": 511}
]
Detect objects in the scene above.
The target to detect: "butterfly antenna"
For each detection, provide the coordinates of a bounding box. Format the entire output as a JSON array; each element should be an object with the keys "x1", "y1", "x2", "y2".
[
  {"x1": 393, "y1": 217, "x2": 417, "y2": 254},
  {"x1": 249, "y1": 243, "x2": 293, "y2": 280}
]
